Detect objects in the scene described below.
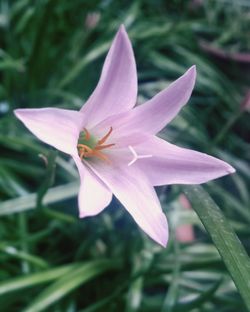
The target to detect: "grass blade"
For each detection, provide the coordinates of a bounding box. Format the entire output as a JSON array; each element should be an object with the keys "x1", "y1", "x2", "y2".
[
  {"x1": 22, "y1": 259, "x2": 121, "y2": 312},
  {"x1": 184, "y1": 185, "x2": 250, "y2": 310},
  {"x1": 0, "y1": 264, "x2": 77, "y2": 295},
  {"x1": 0, "y1": 182, "x2": 79, "y2": 216}
]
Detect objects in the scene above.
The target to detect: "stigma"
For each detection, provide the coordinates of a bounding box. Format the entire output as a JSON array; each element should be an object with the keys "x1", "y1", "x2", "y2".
[
  {"x1": 77, "y1": 127, "x2": 115, "y2": 162},
  {"x1": 127, "y1": 145, "x2": 152, "y2": 166}
]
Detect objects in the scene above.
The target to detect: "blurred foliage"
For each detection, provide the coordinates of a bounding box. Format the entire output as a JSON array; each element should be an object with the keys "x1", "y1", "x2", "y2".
[{"x1": 0, "y1": 0, "x2": 250, "y2": 311}]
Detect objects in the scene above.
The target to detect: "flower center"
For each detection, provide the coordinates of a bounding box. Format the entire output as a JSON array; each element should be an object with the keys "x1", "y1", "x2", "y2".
[{"x1": 77, "y1": 127, "x2": 115, "y2": 162}]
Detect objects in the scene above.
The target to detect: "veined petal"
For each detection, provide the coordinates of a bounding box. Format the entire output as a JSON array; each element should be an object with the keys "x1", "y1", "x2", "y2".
[
  {"x1": 130, "y1": 66, "x2": 196, "y2": 134},
  {"x1": 14, "y1": 108, "x2": 85, "y2": 155},
  {"x1": 81, "y1": 25, "x2": 137, "y2": 127},
  {"x1": 87, "y1": 161, "x2": 168, "y2": 246},
  {"x1": 134, "y1": 135, "x2": 235, "y2": 186},
  {"x1": 73, "y1": 156, "x2": 112, "y2": 217},
  {"x1": 98, "y1": 66, "x2": 196, "y2": 135}
]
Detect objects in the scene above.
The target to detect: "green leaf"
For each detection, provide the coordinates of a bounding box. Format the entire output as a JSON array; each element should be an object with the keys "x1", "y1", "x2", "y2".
[
  {"x1": 0, "y1": 264, "x2": 77, "y2": 295},
  {"x1": 0, "y1": 182, "x2": 79, "y2": 216},
  {"x1": 0, "y1": 243, "x2": 48, "y2": 269},
  {"x1": 58, "y1": 42, "x2": 110, "y2": 88},
  {"x1": 184, "y1": 185, "x2": 250, "y2": 310},
  {"x1": 22, "y1": 259, "x2": 121, "y2": 312},
  {"x1": 173, "y1": 279, "x2": 221, "y2": 312}
]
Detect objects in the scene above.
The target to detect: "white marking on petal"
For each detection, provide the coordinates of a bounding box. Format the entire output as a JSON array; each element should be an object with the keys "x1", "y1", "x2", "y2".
[{"x1": 128, "y1": 145, "x2": 152, "y2": 166}]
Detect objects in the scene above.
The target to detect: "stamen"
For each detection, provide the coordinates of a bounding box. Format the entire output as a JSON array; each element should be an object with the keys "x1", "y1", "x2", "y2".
[
  {"x1": 84, "y1": 128, "x2": 91, "y2": 141},
  {"x1": 77, "y1": 144, "x2": 93, "y2": 153},
  {"x1": 98, "y1": 127, "x2": 113, "y2": 145},
  {"x1": 77, "y1": 127, "x2": 115, "y2": 163},
  {"x1": 79, "y1": 149, "x2": 85, "y2": 160},
  {"x1": 128, "y1": 145, "x2": 152, "y2": 166},
  {"x1": 95, "y1": 143, "x2": 115, "y2": 151}
]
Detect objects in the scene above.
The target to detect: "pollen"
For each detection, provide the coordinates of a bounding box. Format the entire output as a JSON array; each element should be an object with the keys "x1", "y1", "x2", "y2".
[{"x1": 77, "y1": 127, "x2": 115, "y2": 162}]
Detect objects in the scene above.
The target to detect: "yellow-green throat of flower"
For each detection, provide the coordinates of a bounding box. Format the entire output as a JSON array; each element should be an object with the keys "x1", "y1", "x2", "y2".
[{"x1": 77, "y1": 127, "x2": 115, "y2": 162}]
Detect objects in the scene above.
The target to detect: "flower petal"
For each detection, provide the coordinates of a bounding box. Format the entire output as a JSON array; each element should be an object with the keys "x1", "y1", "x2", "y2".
[
  {"x1": 14, "y1": 108, "x2": 85, "y2": 155},
  {"x1": 73, "y1": 156, "x2": 112, "y2": 217},
  {"x1": 134, "y1": 135, "x2": 235, "y2": 186},
  {"x1": 129, "y1": 66, "x2": 196, "y2": 134},
  {"x1": 87, "y1": 161, "x2": 168, "y2": 246},
  {"x1": 97, "y1": 66, "x2": 196, "y2": 135},
  {"x1": 81, "y1": 25, "x2": 137, "y2": 127}
]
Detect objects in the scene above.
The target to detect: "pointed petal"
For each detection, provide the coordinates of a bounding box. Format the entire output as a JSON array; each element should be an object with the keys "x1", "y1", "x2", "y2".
[
  {"x1": 88, "y1": 162, "x2": 168, "y2": 246},
  {"x1": 81, "y1": 25, "x2": 137, "y2": 127},
  {"x1": 98, "y1": 66, "x2": 196, "y2": 135},
  {"x1": 73, "y1": 156, "x2": 112, "y2": 217},
  {"x1": 134, "y1": 136, "x2": 235, "y2": 186},
  {"x1": 14, "y1": 108, "x2": 85, "y2": 155}
]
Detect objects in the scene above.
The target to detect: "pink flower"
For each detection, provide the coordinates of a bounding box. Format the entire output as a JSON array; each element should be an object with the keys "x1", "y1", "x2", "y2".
[
  {"x1": 175, "y1": 194, "x2": 195, "y2": 243},
  {"x1": 14, "y1": 25, "x2": 235, "y2": 247}
]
